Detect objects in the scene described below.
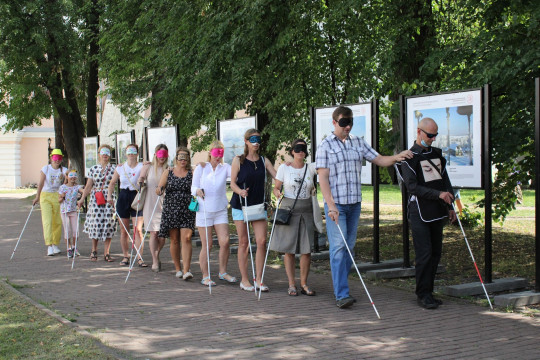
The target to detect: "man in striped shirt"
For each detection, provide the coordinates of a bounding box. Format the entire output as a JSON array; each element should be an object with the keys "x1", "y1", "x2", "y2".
[{"x1": 316, "y1": 105, "x2": 412, "y2": 309}]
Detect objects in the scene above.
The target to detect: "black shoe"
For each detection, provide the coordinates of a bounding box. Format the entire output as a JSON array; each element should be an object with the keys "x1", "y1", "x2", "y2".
[
  {"x1": 417, "y1": 295, "x2": 438, "y2": 309},
  {"x1": 351, "y1": 296, "x2": 357, "y2": 303},
  {"x1": 431, "y1": 296, "x2": 443, "y2": 305},
  {"x1": 336, "y1": 297, "x2": 355, "y2": 309}
]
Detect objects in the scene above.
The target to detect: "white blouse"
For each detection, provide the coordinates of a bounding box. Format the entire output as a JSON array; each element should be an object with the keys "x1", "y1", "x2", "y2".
[
  {"x1": 191, "y1": 162, "x2": 231, "y2": 212},
  {"x1": 116, "y1": 163, "x2": 143, "y2": 190}
]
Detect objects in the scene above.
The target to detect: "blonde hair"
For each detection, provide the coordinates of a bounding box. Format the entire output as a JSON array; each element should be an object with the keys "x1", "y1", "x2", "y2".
[
  {"x1": 207, "y1": 139, "x2": 225, "y2": 163},
  {"x1": 152, "y1": 144, "x2": 169, "y2": 175},
  {"x1": 174, "y1": 146, "x2": 191, "y2": 169},
  {"x1": 239, "y1": 128, "x2": 260, "y2": 164}
]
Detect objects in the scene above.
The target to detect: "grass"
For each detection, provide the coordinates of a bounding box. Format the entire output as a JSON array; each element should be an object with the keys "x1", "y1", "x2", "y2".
[
  {"x1": 0, "y1": 281, "x2": 120, "y2": 360},
  {"x1": 0, "y1": 188, "x2": 36, "y2": 194}
]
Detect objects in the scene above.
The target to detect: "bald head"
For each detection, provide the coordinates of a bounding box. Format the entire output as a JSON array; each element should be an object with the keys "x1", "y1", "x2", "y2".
[{"x1": 416, "y1": 117, "x2": 438, "y2": 148}]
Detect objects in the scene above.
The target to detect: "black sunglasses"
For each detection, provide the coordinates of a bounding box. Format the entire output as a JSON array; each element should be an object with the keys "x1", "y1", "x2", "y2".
[
  {"x1": 337, "y1": 117, "x2": 353, "y2": 127},
  {"x1": 420, "y1": 128, "x2": 438, "y2": 139}
]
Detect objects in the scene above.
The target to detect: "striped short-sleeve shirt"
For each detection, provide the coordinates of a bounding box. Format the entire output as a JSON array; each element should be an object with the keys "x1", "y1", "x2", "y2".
[{"x1": 315, "y1": 132, "x2": 379, "y2": 205}]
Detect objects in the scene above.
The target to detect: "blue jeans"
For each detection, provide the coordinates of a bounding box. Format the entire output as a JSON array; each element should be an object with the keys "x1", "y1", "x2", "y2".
[{"x1": 324, "y1": 202, "x2": 362, "y2": 300}]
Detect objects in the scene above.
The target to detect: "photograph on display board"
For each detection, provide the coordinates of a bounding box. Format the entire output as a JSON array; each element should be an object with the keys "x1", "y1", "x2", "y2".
[
  {"x1": 218, "y1": 116, "x2": 257, "y2": 165},
  {"x1": 146, "y1": 127, "x2": 177, "y2": 167},
  {"x1": 115, "y1": 132, "x2": 133, "y2": 165},
  {"x1": 314, "y1": 103, "x2": 372, "y2": 184},
  {"x1": 406, "y1": 89, "x2": 482, "y2": 188},
  {"x1": 83, "y1": 136, "x2": 98, "y2": 177}
]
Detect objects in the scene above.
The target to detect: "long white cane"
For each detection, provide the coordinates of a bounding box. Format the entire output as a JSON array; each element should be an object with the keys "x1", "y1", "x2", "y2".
[
  {"x1": 258, "y1": 196, "x2": 283, "y2": 300},
  {"x1": 11, "y1": 205, "x2": 35, "y2": 260},
  {"x1": 125, "y1": 195, "x2": 161, "y2": 283},
  {"x1": 242, "y1": 185, "x2": 257, "y2": 297},
  {"x1": 336, "y1": 223, "x2": 381, "y2": 319},
  {"x1": 201, "y1": 191, "x2": 212, "y2": 294},
  {"x1": 452, "y1": 203, "x2": 493, "y2": 310},
  {"x1": 71, "y1": 209, "x2": 81, "y2": 270},
  {"x1": 115, "y1": 209, "x2": 144, "y2": 262}
]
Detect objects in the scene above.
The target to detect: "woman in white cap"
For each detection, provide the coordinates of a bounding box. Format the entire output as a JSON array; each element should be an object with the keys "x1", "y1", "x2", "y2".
[
  {"x1": 78, "y1": 144, "x2": 118, "y2": 262},
  {"x1": 33, "y1": 148, "x2": 68, "y2": 256},
  {"x1": 107, "y1": 144, "x2": 146, "y2": 267}
]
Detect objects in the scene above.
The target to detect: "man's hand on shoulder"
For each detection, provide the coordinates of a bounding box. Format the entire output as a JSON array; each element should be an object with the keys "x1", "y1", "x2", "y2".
[{"x1": 394, "y1": 150, "x2": 413, "y2": 162}]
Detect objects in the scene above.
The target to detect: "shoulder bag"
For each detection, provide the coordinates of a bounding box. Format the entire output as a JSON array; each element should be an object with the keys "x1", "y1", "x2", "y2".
[
  {"x1": 94, "y1": 165, "x2": 110, "y2": 206},
  {"x1": 124, "y1": 165, "x2": 146, "y2": 211}
]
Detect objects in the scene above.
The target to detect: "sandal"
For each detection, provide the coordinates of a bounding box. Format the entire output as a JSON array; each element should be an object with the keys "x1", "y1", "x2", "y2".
[
  {"x1": 201, "y1": 276, "x2": 216, "y2": 286},
  {"x1": 104, "y1": 254, "x2": 115, "y2": 262},
  {"x1": 137, "y1": 259, "x2": 148, "y2": 267},
  {"x1": 300, "y1": 285, "x2": 316, "y2": 296},
  {"x1": 90, "y1": 251, "x2": 98, "y2": 262},
  {"x1": 218, "y1": 272, "x2": 238, "y2": 283},
  {"x1": 119, "y1": 257, "x2": 129, "y2": 266},
  {"x1": 288, "y1": 286, "x2": 298, "y2": 296}
]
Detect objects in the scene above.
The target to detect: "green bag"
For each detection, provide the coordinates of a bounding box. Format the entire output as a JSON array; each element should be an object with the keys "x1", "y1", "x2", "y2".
[{"x1": 188, "y1": 196, "x2": 199, "y2": 212}]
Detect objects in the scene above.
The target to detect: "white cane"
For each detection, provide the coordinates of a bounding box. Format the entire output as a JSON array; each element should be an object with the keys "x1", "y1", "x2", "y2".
[
  {"x1": 335, "y1": 222, "x2": 381, "y2": 319},
  {"x1": 115, "y1": 209, "x2": 144, "y2": 262},
  {"x1": 201, "y1": 191, "x2": 212, "y2": 294},
  {"x1": 258, "y1": 196, "x2": 283, "y2": 300},
  {"x1": 452, "y1": 203, "x2": 494, "y2": 310},
  {"x1": 71, "y1": 209, "x2": 81, "y2": 270},
  {"x1": 242, "y1": 185, "x2": 257, "y2": 297},
  {"x1": 11, "y1": 205, "x2": 35, "y2": 260},
  {"x1": 125, "y1": 195, "x2": 161, "y2": 283}
]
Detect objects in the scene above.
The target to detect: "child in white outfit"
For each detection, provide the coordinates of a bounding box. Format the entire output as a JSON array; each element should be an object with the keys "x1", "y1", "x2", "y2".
[{"x1": 58, "y1": 170, "x2": 84, "y2": 258}]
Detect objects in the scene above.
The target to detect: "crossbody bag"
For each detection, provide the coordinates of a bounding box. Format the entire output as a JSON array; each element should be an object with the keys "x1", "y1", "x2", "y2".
[{"x1": 275, "y1": 165, "x2": 308, "y2": 226}]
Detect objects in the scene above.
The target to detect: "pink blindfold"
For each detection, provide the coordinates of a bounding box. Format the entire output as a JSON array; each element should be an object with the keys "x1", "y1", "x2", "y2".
[
  {"x1": 51, "y1": 155, "x2": 63, "y2": 161},
  {"x1": 210, "y1": 148, "x2": 224, "y2": 158},
  {"x1": 156, "y1": 149, "x2": 169, "y2": 158}
]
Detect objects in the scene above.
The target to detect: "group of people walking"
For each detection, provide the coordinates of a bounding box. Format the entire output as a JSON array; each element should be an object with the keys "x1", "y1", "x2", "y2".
[{"x1": 33, "y1": 106, "x2": 456, "y2": 309}]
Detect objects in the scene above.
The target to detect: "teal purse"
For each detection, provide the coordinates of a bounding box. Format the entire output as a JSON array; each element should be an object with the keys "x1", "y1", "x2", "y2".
[{"x1": 188, "y1": 196, "x2": 199, "y2": 212}]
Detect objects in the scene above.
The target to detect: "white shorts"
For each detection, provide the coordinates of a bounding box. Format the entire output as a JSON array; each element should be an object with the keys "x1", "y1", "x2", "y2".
[{"x1": 195, "y1": 208, "x2": 229, "y2": 227}]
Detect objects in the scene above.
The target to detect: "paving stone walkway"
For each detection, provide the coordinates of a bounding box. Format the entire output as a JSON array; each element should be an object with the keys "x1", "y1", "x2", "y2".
[{"x1": 1, "y1": 197, "x2": 539, "y2": 359}]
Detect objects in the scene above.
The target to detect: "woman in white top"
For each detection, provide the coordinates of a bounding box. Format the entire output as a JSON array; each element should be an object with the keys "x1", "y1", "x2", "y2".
[
  {"x1": 33, "y1": 148, "x2": 68, "y2": 256},
  {"x1": 107, "y1": 144, "x2": 146, "y2": 267},
  {"x1": 137, "y1": 144, "x2": 169, "y2": 272},
  {"x1": 192, "y1": 140, "x2": 237, "y2": 286},
  {"x1": 271, "y1": 139, "x2": 317, "y2": 296}
]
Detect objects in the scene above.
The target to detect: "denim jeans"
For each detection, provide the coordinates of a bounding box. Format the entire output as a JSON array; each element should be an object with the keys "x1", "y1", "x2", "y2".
[{"x1": 324, "y1": 202, "x2": 362, "y2": 300}]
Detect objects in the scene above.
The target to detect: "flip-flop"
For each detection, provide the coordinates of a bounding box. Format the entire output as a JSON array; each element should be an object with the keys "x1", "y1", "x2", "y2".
[
  {"x1": 119, "y1": 257, "x2": 129, "y2": 266},
  {"x1": 300, "y1": 285, "x2": 316, "y2": 296},
  {"x1": 288, "y1": 286, "x2": 298, "y2": 296}
]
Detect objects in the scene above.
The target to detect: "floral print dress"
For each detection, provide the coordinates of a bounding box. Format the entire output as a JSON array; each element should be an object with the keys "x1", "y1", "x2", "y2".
[{"x1": 158, "y1": 169, "x2": 195, "y2": 237}]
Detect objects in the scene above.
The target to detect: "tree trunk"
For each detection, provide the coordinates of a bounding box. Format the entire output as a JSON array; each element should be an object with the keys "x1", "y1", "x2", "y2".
[{"x1": 86, "y1": 0, "x2": 100, "y2": 137}]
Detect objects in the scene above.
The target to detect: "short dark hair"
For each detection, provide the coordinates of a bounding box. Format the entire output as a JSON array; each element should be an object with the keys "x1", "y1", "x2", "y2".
[{"x1": 332, "y1": 105, "x2": 353, "y2": 121}]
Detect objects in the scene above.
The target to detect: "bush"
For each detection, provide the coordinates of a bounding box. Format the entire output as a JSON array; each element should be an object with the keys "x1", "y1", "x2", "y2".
[{"x1": 458, "y1": 205, "x2": 483, "y2": 228}]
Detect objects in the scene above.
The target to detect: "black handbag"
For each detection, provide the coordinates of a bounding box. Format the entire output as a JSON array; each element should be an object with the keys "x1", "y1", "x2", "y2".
[{"x1": 275, "y1": 165, "x2": 308, "y2": 226}]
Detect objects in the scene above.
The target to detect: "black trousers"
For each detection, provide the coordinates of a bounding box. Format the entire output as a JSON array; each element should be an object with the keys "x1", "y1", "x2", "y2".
[{"x1": 408, "y1": 203, "x2": 446, "y2": 298}]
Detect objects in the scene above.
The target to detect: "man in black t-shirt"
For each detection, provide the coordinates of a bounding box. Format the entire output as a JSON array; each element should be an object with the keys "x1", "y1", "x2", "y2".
[{"x1": 401, "y1": 118, "x2": 457, "y2": 309}]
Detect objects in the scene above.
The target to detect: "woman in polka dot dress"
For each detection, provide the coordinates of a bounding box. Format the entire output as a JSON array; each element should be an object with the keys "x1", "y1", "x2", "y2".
[{"x1": 78, "y1": 145, "x2": 118, "y2": 262}]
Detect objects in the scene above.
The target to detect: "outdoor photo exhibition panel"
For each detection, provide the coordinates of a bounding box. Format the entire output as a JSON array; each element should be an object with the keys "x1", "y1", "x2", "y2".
[
  {"x1": 406, "y1": 89, "x2": 483, "y2": 188},
  {"x1": 146, "y1": 126, "x2": 178, "y2": 168},
  {"x1": 115, "y1": 131, "x2": 135, "y2": 165},
  {"x1": 217, "y1": 116, "x2": 257, "y2": 166},
  {"x1": 83, "y1": 136, "x2": 99, "y2": 178},
  {"x1": 313, "y1": 103, "x2": 373, "y2": 185}
]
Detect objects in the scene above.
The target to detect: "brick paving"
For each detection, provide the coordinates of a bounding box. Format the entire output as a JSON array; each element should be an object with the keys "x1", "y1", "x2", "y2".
[{"x1": 1, "y1": 197, "x2": 539, "y2": 359}]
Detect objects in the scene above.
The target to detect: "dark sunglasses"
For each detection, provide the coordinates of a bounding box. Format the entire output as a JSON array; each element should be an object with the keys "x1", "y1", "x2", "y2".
[
  {"x1": 420, "y1": 128, "x2": 438, "y2": 139},
  {"x1": 337, "y1": 117, "x2": 353, "y2": 127}
]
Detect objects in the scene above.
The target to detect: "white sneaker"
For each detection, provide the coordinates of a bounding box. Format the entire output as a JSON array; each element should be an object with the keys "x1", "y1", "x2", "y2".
[
  {"x1": 52, "y1": 244, "x2": 61, "y2": 254},
  {"x1": 175, "y1": 271, "x2": 183, "y2": 278},
  {"x1": 47, "y1": 246, "x2": 54, "y2": 256},
  {"x1": 182, "y1": 271, "x2": 193, "y2": 281}
]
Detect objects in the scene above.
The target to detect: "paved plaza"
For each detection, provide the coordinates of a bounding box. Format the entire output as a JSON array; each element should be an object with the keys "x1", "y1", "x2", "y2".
[{"x1": 1, "y1": 196, "x2": 539, "y2": 359}]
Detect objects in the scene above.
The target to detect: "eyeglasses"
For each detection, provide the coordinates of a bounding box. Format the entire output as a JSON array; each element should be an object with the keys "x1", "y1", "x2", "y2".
[
  {"x1": 420, "y1": 128, "x2": 438, "y2": 139},
  {"x1": 337, "y1": 117, "x2": 353, "y2": 128}
]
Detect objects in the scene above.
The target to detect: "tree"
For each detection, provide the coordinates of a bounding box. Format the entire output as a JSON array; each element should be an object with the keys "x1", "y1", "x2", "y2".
[{"x1": 0, "y1": 0, "x2": 87, "y2": 176}]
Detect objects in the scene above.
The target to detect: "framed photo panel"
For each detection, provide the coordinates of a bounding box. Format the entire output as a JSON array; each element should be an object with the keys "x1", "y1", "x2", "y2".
[
  {"x1": 217, "y1": 116, "x2": 257, "y2": 166},
  {"x1": 406, "y1": 89, "x2": 482, "y2": 188},
  {"x1": 146, "y1": 126, "x2": 178, "y2": 168},
  {"x1": 115, "y1": 131, "x2": 135, "y2": 165},
  {"x1": 312, "y1": 103, "x2": 373, "y2": 185},
  {"x1": 83, "y1": 136, "x2": 99, "y2": 178}
]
